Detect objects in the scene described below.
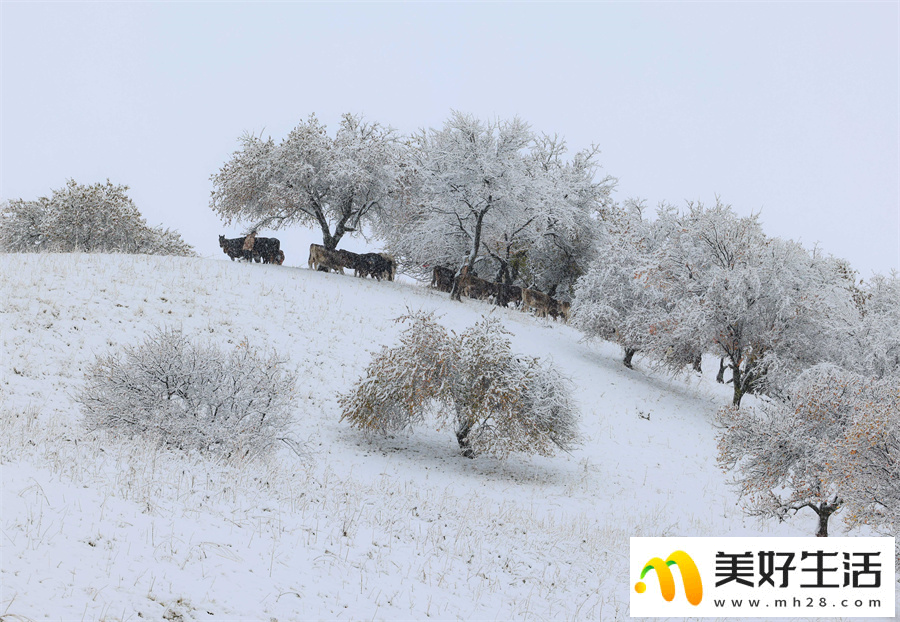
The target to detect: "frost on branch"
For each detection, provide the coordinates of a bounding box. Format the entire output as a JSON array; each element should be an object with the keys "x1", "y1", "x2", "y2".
[
  {"x1": 0, "y1": 179, "x2": 194, "y2": 256},
  {"x1": 78, "y1": 327, "x2": 297, "y2": 459},
  {"x1": 339, "y1": 312, "x2": 579, "y2": 458},
  {"x1": 572, "y1": 199, "x2": 666, "y2": 368}
]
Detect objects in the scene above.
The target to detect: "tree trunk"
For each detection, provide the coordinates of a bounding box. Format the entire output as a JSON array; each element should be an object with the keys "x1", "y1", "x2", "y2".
[
  {"x1": 451, "y1": 208, "x2": 487, "y2": 302},
  {"x1": 494, "y1": 261, "x2": 511, "y2": 307},
  {"x1": 692, "y1": 353, "x2": 702, "y2": 373},
  {"x1": 814, "y1": 501, "x2": 839, "y2": 537},
  {"x1": 623, "y1": 348, "x2": 636, "y2": 369},
  {"x1": 450, "y1": 267, "x2": 465, "y2": 302},
  {"x1": 731, "y1": 364, "x2": 744, "y2": 407},
  {"x1": 455, "y1": 419, "x2": 475, "y2": 459},
  {"x1": 716, "y1": 357, "x2": 726, "y2": 384}
]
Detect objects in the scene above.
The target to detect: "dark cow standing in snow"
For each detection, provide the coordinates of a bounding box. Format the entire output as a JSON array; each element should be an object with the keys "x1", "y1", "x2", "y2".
[
  {"x1": 306, "y1": 244, "x2": 394, "y2": 280},
  {"x1": 336, "y1": 249, "x2": 364, "y2": 274},
  {"x1": 497, "y1": 283, "x2": 522, "y2": 307},
  {"x1": 254, "y1": 237, "x2": 281, "y2": 264},
  {"x1": 549, "y1": 299, "x2": 570, "y2": 323},
  {"x1": 219, "y1": 235, "x2": 244, "y2": 260},
  {"x1": 356, "y1": 253, "x2": 395, "y2": 281},
  {"x1": 220, "y1": 235, "x2": 281, "y2": 264},
  {"x1": 431, "y1": 266, "x2": 455, "y2": 293}
]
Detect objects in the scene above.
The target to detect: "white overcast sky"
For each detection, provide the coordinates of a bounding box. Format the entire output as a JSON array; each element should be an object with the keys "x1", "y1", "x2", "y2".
[{"x1": 2, "y1": 1, "x2": 898, "y2": 277}]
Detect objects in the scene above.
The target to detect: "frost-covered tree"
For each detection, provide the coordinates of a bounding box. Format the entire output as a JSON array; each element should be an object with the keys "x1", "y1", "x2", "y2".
[
  {"x1": 849, "y1": 272, "x2": 900, "y2": 379},
  {"x1": 0, "y1": 180, "x2": 194, "y2": 256},
  {"x1": 635, "y1": 201, "x2": 854, "y2": 405},
  {"x1": 210, "y1": 113, "x2": 406, "y2": 250},
  {"x1": 339, "y1": 312, "x2": 579, "y2": 458},
  {"x1": 78, "y1": 327, "x2": 297, "y2": 459},
  {"x1": 829, "y1": 373, "x2": 900, "y2": 542},
  {"x1": 0, "y1": 197, "x2": 46, "y2": 251},
  {"x1": 572, "y1": 199, "x2": 669, "y2": 368},
  {"x1": 717, "y1": 364, "x2": 864, "y2": 536},
  {"x1": 489, "y1": 134, "x2": 613, "y2": 301},
  {"x1": 383, "y1": 113, "x2": 613, "y2": 300}
]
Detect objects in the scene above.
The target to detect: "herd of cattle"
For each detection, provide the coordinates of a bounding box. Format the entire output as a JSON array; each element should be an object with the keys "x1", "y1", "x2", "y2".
[
  {"x1": 219, "y1": 235, "x2": 568, "y2": 321},
  {"x1": 431, "y1": 265, "x2": 570, "y2": 322},
  {"x1": 307, "y1": 244, "x2": 396, "y2": 281}
]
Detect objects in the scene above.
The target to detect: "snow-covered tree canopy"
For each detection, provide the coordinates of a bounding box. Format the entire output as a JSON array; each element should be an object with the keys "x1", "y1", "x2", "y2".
[
  {"x1": 339, "y1": 312, "x2": 579, "y2": 458},
  {"x1": 850, "y1": 272, "x2": 900, "y2": 379},
  {"x1": 381, "y1": 112, "x2": 614, "y2": 299},
  {"x1": 571, "y1": 199, "x2": 670, "y2": 366},
  {"x1": 833, "y1": 372, "x2": 900, "y2": 543},
  {"x1": 0, "y1": 179, "x2": 194, "y2": 256},
  {"x1": 574, "y1": 199, "x2": 858, "y2": 405},
  {"x1": 716, "y1": 364, "x2": 862, "y2": 537},
  {"x1": 210, "y1": 113, "x2": 407, "y2": 250}
]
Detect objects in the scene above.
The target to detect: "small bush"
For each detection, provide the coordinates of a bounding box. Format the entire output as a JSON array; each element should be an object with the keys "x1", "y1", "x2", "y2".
[
  {"x1": 340, "y1": 312, "x2": 579, "y2": 458},
  {"x1": 0, "y1": 179, "x2": 195, "y2": 256},
  {"x1": 78, "y1": 327, "x2": 297, "y2": 459}
]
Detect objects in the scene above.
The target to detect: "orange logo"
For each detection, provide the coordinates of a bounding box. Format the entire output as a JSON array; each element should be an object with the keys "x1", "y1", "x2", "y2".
[{"x1": 634, "y1": 550, "x2": 703, "y2": 606}]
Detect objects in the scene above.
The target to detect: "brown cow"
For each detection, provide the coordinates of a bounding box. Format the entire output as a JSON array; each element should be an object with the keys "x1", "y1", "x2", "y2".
[
  {"x1": 308, "y1": 243, "x2": 327, "y2": 270},
  {"x1": 459, "y1": 273, "x2": 497, "y2": 301},
  {"x1": 521, "y1": 288, "x2": 553, "y2": 318},
  {"x1": 317, "y1": 256, "x2": 345, "y2": 274},
  {"x1": 308, "y1": 244, "x2": 345, "y2": 274},
  {"x1": 550, "y1": 299, "x2": 570, "y2": 323}
]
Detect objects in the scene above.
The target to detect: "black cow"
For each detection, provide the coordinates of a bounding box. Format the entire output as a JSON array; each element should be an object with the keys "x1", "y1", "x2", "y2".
[
  {"x1": 254, "y1": 237, "x2": 281, "y2": 264},
  {"x1": 219, "y1": 235, "x2": 244, "y2": 261},
  {"x1": 357, "y1": 253, "x2": 395, "y2": 281},
  {"x1": 336, "y1": 249, "x2": 365, "y2": 274},
  {"x1": 497, "y1": 283, "x2": 522, "y2": 307},
  {"x1": 219, "y1": 235, "x2": 282, "y2": 264},
  {"x1": 431, "y1": 266, "x2": 455, "y2": 293}
]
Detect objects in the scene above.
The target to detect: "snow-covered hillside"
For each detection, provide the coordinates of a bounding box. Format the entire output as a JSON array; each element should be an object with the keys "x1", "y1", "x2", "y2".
[{"x1": 0, "y1": 254, "x2": 883, "y2": 621}]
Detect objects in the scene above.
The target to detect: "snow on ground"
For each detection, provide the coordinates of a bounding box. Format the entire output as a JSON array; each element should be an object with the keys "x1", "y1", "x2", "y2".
[{"x1": 0, "y1": 253, "x2": 891, "y2": 621}]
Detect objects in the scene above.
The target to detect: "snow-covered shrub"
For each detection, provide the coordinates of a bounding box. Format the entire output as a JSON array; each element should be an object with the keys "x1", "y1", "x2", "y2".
[
  {"x1": 78, "y1": 327, "x2": 296, "y2": 459},
  {"x1": 0, "y1": 179, "x2": 195, "y2": 255},
  {"x1": 339, "y1": 312, "x2": 579, "y2": 458}
]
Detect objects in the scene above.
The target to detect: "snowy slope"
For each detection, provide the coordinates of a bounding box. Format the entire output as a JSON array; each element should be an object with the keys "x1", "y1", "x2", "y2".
[{"x1": 0, "y1": 253, "x2": 888, "y2": 621}]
